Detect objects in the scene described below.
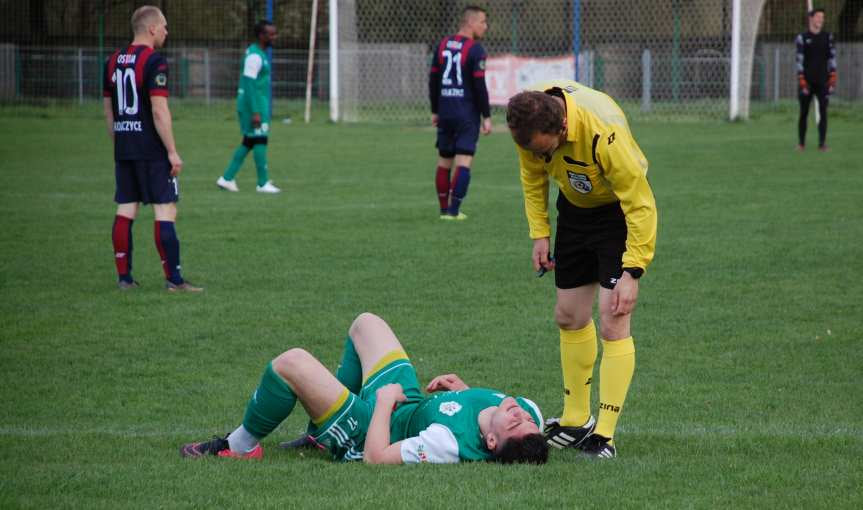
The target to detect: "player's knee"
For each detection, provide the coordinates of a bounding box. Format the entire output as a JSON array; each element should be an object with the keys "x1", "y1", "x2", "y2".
[
  {"x1": 272, "y1": 348, "x2": 312, "y2": 377},
  {"x1": 348, "y1": 312, "x2": 383, "y2": 340},
  {"x1": 554, "y1": 305, "x2": 590, "y2": 330},
  {"x1": 598, "y1": 314, "x2": 630, "y2": 340}
]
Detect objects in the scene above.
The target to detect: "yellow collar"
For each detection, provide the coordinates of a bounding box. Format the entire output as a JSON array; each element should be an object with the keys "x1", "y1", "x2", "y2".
[{"x1": 563, "y1": 92, "x2": 579, "y2": 143}]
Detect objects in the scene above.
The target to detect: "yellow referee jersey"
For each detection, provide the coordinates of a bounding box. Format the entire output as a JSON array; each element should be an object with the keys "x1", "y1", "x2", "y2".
[{"x1": 516, "y1": 80, "x2": 657, "y2": 271}]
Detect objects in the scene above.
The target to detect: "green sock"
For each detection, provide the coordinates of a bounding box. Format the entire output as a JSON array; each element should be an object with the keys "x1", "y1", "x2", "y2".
[
  {"x1": 304, "y1": 336, "x2": 361, "y2": 437},
  {"x1": 252, "y1": 144, "x2": 269, "y2": 186},
  {"x1": 242, "y1": 361, "x2": 297, "y2": 439},
  {"x1": 335, "y1": 336, "x2": 362, "y2": 394},
  {"x1": 223, "y1": 145, "x2": 250, "y2": 181}
]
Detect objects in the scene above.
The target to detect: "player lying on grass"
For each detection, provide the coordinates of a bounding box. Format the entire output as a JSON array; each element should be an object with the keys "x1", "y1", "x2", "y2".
[{"x1": 181, "y1": 313, "x2": 548, "y2": 464}]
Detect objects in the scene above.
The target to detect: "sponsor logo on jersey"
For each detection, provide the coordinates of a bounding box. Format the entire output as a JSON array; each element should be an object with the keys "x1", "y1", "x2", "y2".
[
  {"x1": 567, "y1": 171, "x2": 592, "y2": 193},
  {"x1": 441, "y1": 88, "x2": 465, "y2": 97},
  {"x1": 439, "y1": 401, "x2": 463, "y2": 416}
]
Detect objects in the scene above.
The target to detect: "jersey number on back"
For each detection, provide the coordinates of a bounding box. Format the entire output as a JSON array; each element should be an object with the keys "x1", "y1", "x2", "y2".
[
  {"x1": 441, "y1": 50, "x2": 462, "y2": 86},
  {"x1": 113, "y1": 68, "x2": 139, "y2": 116}
]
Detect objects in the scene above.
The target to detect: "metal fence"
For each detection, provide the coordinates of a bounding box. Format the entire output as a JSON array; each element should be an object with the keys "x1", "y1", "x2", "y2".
[{"x1": 1, "y1": 0, "x2": 861, "y2": 121}]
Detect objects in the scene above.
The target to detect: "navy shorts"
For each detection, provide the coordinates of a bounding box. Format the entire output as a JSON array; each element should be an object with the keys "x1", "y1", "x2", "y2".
[
  {"x1": 554, "y1": 193, "x2": 627, "y2": 290},
  {"x1": 436, "y1": 115, "x2": 479, "y2": 157},
  {"x1": 114, "y1": 159, "x2": 178, "y2": 205}
]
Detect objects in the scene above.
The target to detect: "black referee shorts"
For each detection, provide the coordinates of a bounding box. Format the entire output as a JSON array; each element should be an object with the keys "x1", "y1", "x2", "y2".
[{"x1": 553, "y1": 192, "x2": 626, "y2": 290}]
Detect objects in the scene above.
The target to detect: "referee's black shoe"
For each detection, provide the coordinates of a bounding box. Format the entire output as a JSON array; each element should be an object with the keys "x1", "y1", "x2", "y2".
[
  {"x1": 543, "y1": 415, "x2": 596, "y2": 449},
  {"x1": 579, "y1": 433, "x2": 617, "y2": 459}
]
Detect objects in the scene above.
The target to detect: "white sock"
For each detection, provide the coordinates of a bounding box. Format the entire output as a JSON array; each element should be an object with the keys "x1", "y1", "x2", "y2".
[{"x1": 227, "y1": 425, "x2": 259, "y2": 453}]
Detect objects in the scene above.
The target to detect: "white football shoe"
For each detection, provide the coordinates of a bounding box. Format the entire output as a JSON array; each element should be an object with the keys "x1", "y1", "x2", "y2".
[
  {"x1": 256, "y1": 181, "x2": 281, "y2": 194},
  {"x1": 216, "y1": 177, "x2": 239, "y2": 192}
]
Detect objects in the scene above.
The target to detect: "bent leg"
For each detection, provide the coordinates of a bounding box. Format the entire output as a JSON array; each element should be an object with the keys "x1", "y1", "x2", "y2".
[
  {"x1": 229, "y1": 349, "x2": 348, "y2": 454},
  {"x1": 347, "y1": 313, "x2": 408, "y2": 380}
]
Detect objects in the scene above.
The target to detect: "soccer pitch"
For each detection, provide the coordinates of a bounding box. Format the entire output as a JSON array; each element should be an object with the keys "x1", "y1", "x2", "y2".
[{"x1": 1, "y1": 107, "x2": 861, "y2": 509}]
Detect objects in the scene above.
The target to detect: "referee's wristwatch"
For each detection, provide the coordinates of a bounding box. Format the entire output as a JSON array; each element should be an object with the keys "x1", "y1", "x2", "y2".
[{"x1": 622, "y1": 267, "x2": 644, "y2": 279}]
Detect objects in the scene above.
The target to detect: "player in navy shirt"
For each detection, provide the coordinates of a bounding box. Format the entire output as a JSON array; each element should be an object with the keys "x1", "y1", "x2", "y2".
[
  {"x1": 429, "y1": 6, "x2": 491, "y2": 221},
  {"x1": 103, "y1": 5, "x2": 201, "y2": 292}
]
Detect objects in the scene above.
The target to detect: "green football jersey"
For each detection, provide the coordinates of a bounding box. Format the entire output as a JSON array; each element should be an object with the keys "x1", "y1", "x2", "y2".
[
  {"x1": 395, "y1": 388, "x2": 543, "y2": 463},
  {"x1": 236, "y1": 43, "x2": 270, "y2": 119}
]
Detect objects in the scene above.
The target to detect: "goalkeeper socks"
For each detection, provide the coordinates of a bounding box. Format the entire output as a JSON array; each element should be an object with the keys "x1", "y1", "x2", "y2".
[
  {"x1": 242, "y1": 361, "x2": 298, "y2": 439},
  {"x1": 223, "y1": 145, "x2": 250, "y2": 181},
  {"x1": 435, "y1": 165, "x2": 451, "y2": 213},
  {"x1": 447, "y1": 166, "x2": 471, "y2": 215},
  {"x1": 595, "y1": 337, "x2": 636, "y2": 440},
  {"x1": 227, "y1": 424, "x2": 259, "y2": 453},
  {"x1": 154, "y1": 221, "x2": 183, "y2": 285},
  {"x1": 559, "y1": 323, "x2": 598, "y2": 427},
  {"x1": 335, "y1": 336, "x2": 362, "y2": 394},
  {"x1": 252, "y1": 144, "x2": 269, "y2": 186},
  {"x1": 112, "y1": 215, "x2": 134, "y2": 282}
]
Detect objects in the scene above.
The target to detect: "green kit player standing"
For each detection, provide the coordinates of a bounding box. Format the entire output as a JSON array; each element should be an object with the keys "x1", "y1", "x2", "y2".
[{"x1": 217, "y1": 20, "x2": 281, "y2": 194}]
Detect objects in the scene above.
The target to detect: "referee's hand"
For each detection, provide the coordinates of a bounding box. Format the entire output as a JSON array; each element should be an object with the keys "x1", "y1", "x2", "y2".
[
  {"x1": 532, "y1": 237, "x2": 555, "y2": 273},
  {"x1": 611, "y1": 271, "x2": 639, "y2": 316}
]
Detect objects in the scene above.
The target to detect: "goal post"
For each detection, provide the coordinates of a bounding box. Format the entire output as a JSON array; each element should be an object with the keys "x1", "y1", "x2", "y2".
[{"x1": 329, "y1": 0, "x2": 775, "y2": 123}]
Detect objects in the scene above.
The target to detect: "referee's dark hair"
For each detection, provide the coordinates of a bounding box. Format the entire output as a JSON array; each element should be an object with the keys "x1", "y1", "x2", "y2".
[
  {"x1": 254, "y1": 19, "x2": 274, "y2": 37},
  {"x1": 506, "y1": 91, "x2": 566, "y2": 148},
  {"x1": 808, "y1": 8, "x2": 825, "y2": 17},
  {"x1": 490, "y1": 433, "x2": 549, "y2": 465}
]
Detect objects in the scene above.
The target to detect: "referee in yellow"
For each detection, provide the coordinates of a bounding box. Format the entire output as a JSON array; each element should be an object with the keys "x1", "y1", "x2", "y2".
[{"x1": 506, "y1": 80, "x2": 657, "y2": 459}]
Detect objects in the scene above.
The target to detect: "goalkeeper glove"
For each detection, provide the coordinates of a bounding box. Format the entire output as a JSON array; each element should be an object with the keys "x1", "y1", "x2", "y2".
[
  {"x1": 828, "y1": 72, "x2": 837, "y2": 95},
  {"x1": 798, "y1": 74, "x2": 810, "y2": 96}
]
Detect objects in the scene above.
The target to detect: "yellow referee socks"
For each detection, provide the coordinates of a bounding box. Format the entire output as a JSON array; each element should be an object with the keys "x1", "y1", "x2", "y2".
[
  {"x1": 595, "y1": 337, "x2": 635, "y2": 440},
  {"x1": 559, "y1": 322, "x2": 598, "y2": 427}
]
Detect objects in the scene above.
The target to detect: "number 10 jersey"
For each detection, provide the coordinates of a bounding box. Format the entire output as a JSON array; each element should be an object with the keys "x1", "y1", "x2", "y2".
[{"x1": 103, "y1": 45, "x2": 170, "y2": 161}]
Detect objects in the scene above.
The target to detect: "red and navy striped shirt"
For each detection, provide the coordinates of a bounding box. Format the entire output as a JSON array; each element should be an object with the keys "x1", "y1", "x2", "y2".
[
  {"x1": 103, "y1": 45, "x2": 170, "y2": 161},
  {"x1": 429, "y1": 35, "x2": 490, "y2": 119}
]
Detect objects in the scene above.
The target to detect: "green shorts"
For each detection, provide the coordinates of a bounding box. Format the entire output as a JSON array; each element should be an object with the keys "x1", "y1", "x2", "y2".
[
  {"x1": 237, "y1": 109, "x2": 271, "y2": 138},
  {"x1": 310, "y1": 357, "x2": 424, "y2": 462}
]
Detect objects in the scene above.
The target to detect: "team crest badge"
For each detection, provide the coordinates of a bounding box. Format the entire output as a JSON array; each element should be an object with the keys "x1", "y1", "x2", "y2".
[
  {"x1": 155, "y1": 73, "x2": 167, "y2": 86},
  {"x1": 567, "y1": 171, "x2": 592, "y2": 194},
  {"x1": 439, "y1": 401, "x2": 463, "y2": 416}
]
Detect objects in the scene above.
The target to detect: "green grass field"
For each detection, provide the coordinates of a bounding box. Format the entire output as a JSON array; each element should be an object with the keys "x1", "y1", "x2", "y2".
[{"x1": 1, "y1": 105, "x2": 861, "y2": 509}]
